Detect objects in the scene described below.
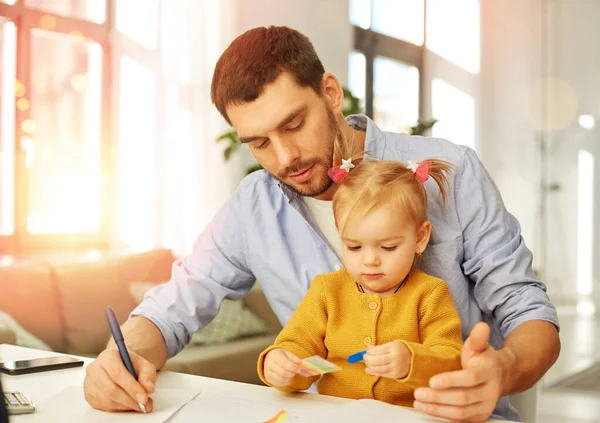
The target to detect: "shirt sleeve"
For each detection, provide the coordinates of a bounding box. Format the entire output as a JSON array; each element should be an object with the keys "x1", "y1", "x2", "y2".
[
  {"x1": 398, "y1": 282, "x2": 463, "y2": 389},
  {"x1": 455, "y1": 147, "x2": 559, "y2": 337},
  {"x1": 130, "y1": 186, "x2": 256, "y2": 358},
  {"x1": 257, "y1": 275, "x2": 328, "y2": 392}
]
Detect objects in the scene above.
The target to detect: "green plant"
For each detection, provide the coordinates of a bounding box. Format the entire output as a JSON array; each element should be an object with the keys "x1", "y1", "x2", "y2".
[
  {"x1": 406, "y1": 118, "x2": 438, "y2": 136},
  {"x1": 216, "y1": 87, "x2": 437, "y2": 174}
]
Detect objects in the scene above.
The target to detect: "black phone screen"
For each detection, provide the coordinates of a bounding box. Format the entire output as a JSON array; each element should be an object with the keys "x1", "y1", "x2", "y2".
[{"x1": 0, "y1": 356, "x2": 84, "y2": 375}]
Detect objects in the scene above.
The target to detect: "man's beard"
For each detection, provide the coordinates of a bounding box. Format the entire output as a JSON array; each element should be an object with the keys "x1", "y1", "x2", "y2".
[{"x1": 273, "y1": 108, "x2": 340, "y2": 198}]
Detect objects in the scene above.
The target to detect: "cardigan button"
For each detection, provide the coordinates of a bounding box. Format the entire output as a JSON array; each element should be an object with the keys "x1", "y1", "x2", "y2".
[
  {"x1": 368, "y1": 301, "x2": 378, "y2": 310},
  {"x1": 363, "y1": 336, "x2": 372, "y2": 346}
]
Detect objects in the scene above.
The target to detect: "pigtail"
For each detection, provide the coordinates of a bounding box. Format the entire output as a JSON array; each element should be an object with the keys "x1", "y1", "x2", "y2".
[{"x1": 420, "y1": 159, "x2": 455, "y2": 206}]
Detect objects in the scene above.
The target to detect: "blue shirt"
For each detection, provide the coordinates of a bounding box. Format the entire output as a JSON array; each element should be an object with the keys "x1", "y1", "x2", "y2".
[{"x1": 132, "y1": 115, "x2": 559, "y2": 421}]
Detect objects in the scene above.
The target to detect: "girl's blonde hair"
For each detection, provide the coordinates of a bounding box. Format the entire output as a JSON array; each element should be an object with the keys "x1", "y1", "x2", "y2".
[{"x1": 331, "y1": 130, "x2": 454, "y2": 234}]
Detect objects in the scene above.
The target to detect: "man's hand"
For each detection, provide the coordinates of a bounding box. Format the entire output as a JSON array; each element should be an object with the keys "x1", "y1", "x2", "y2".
[
  {"x1": 83, "y1": 348, "x2": 157, "y2": 413},
  {"x1": 263, "y1": 349, "x2": 318, "y2": 388},
  {"x1": 364, "y1": 340, "x2": 412, "y2": 379},
  {"x1": 413, "y1": 322, "x2": 513, "y2": 423}
]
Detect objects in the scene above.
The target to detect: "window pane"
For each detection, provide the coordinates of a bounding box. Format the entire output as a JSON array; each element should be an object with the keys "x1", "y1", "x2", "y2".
[
  {"x1": 348, "y1": 51, "x2": 366, "y2": 112},
  {"x1": 431, "y1": 78, "x2": 475, "y2": 149},
  {"x1": 349, "y1": 0, "x2": 371, "y2": 29},
  {"x1": 426, "y1": 0, "x2": 480, "y2": 73},
  {"x1": 372, "y1": 0, "x2": 424, "y2": 45},
  {"x1": 162, "y1": 84, "x2": 193, "y2": 253},
  {"x1": 160, "y1": 0, "x2": 189, "y2": 83},
  {"x1": 373, "y1": 56, "x2": 419, "y2": 133},
  {"x1": 116, "y1": 0, "x2": 159, "y2": 50},
  {"x1": 0, "y1": 20, "x2": 15, "y2": 236},
  {"x1": 118, "y1": 56, "x2": 156, "y2": 251},
  {"x1": 25, "y1": 0, "x2": 106, "y2": 24},
  {"x1": 27, "y1": 30, "x2": 103, "y2": 234}
]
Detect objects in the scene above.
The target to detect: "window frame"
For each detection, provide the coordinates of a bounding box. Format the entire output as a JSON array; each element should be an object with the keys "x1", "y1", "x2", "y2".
[{"x1": 0, "y1": 0, "x2": 113, "y2": 252}]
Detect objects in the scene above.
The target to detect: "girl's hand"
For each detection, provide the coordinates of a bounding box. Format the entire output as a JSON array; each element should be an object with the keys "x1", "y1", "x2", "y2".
[
  {"x1": 364, "y1": 340, "x2": 412, "y2": 379},
  {"x1": 263, "y1": 349, "x2": 318, "y2": 387}
]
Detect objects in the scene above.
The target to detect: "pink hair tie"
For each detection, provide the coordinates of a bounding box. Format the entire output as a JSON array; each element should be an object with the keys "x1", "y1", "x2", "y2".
[
  {"x1": 406, "y1": 160, "x2": 430, "y2": 182},
  {"x1": 328, "y1": 158, "x2": 355, "y2": 184}
]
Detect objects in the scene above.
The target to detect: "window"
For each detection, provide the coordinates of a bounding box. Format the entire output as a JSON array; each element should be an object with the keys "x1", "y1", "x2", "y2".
[
  {"x1": 373, "y1": 56, "x2": 419, "y2": 133},
  {"x1": 0, "y1": 2, "x2": 109, "y2": 250},
  {"x1": 371, "y1": 0, "x2": 424, "y2": 45},
  {"x1": 350, "y1": 0, "x2": 480, "y2": 140},
  {"x1": 27, "y1": 30, "x2": 102, "y2": 234},
  {"x1": 0, "y1": 0, "x2": 198, "y2": 253},
  {"x1": 0, "y1": 19, "x2": 15, "y2": 236},
  {"x1": 431, "y1": 78, "x2": 475, "y2": 148},
  {"x1": 25, "y1": 0, "x2": 106, "y2": 24},
  {"x1": 117, "y1": 57, "x2": 156, "y2": 251}
]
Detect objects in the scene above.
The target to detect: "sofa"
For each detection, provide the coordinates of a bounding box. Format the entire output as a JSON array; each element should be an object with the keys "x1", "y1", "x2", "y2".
[{"x1": 0, "y1": 249, "x2": 281, "y2": 385}]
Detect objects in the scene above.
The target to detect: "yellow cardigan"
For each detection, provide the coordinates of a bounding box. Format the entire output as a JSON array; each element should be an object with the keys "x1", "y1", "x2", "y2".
[{"x1": 257, "y1": 269, "x2": 463, "y2": 407}]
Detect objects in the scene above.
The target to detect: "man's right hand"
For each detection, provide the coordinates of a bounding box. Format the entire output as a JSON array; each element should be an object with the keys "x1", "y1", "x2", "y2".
[
  {"x1": 263, "y1": 348, "x2": 317, "y2": 388},
  {"x1": 83, "y1": 348, "x2": 157, "y2": 413}
]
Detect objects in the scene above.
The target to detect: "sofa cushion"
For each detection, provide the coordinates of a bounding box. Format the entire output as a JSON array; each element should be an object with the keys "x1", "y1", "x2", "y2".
[
  {"x1": 52, "y1": 250, "x2": 176, "y2": 355},
  {"x1": 190, "y1": 299, "x2": 270, "y2": 345},
  {"x1": 0, "y1": 260, "x2": 65, "y2": 351},
  {"x1": 129, "y1": 280, "x2": 270, "y2": 346},
  {"x1": 0, "y1": 311, "x2": 51, "y2": 350},
  {"x1": 52, "y1": 257, "x2": 131, "y2": 355}
]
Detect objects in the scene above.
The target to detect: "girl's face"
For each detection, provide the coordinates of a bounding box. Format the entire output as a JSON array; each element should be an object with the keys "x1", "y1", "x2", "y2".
[{"x1": 339, "y1": 206, "x2": 431, "y2": 297}]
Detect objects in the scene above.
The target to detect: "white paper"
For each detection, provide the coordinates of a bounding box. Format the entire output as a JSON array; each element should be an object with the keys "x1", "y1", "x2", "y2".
[
  {"x1": 16, "y1": 386, "x2": 200, "y2": 423},
  {"x1": 298, "y1": 399, "x2": 448, "y2": 422},
  {"x1": 299, "y1": 399, "x2": 509, "y2": 423},
  {"x1": 173, "y1": 391, "x2": 335, "y2": 422}
]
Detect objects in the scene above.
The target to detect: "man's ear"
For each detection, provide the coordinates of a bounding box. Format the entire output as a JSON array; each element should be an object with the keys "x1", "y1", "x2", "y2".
[
  {"x1": 321, "y1": 72, "x2": 344, "y2": 114},
  {"x1": 416, "y1": 221, "x2": 432, "y2": 254}
]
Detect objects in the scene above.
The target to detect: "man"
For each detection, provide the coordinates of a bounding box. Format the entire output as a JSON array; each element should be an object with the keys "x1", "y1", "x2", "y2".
[{"x1": 83, "y1": 26, "x2": 560, "y2": 422}]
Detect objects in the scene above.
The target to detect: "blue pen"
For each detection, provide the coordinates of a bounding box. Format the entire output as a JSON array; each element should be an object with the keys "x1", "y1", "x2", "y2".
[{"x1": 105, "y1": 306, "x2": 147, "y2": 413}]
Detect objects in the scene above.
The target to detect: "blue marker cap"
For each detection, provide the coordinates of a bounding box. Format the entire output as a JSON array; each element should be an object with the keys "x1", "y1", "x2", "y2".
[{"x1": 347, "y1": 350, "x2": 367, "y2": 364}]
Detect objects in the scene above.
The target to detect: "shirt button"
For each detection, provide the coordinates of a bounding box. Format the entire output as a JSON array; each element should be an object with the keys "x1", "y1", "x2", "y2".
[
  {"x1": 334, "y1": 265, "x2": 342, "y2": 271},
  {"x1": 368, "y1": 301, "x2": 378, "y2": 310},
  {"x1": 363, "y1": 336, "x2": 372, "y2": 346}
]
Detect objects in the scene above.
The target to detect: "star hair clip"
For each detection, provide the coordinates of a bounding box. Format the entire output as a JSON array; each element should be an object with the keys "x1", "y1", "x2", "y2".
[{"x1": 328, "y1": 158, "x2": 355, "y2": 184}]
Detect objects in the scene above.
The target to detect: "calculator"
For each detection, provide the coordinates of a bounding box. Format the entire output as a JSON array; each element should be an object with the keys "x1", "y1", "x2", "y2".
[{"x1": 3, "y1": 392, "x2": 35, "y2": 415}]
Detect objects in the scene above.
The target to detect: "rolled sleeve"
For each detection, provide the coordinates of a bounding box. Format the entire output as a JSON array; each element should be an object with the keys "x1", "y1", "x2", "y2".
[
  {"x1": 131, "y1": 187, "x2": 256, "y2": 358},
  {"x1": 456, "y1": 148, "x2": 559, "y2": 337}
]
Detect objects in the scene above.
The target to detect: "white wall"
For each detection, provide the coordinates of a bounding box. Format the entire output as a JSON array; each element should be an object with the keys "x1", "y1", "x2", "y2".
[
  {"x1": 233, "y1": 0, "x2": 351, "y2": 85},
  {"x1": 480, "y1": 0, "x2": 600, "y2": 306},
  {"x1": 480, "y1": 0, "x2": 543, "y2": 276}
]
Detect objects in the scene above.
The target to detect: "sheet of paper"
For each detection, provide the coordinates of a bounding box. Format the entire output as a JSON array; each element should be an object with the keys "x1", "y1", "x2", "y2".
[
  {"x1": 172, "y1": 391, "x2": 335, "y2": 422},
  {"x1": 17, "y1": 386, "x2": 200, "y2": 423},
  {"x1": 299, "y1": 399, "x2": 508, "y2": 423},
  {"x1": 297, "y1": 399, "x2": 450, "y2": 423}
]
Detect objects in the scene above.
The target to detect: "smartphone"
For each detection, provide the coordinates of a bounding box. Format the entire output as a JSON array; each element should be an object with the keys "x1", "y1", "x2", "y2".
[{"x1": 0, "y1": 356, "x2": 84, "y2": 376}]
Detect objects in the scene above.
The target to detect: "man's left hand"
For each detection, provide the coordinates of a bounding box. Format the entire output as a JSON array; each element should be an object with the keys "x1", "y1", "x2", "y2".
[{"x1": 413, "y1": 322, "x2": 514, "y2": 423}]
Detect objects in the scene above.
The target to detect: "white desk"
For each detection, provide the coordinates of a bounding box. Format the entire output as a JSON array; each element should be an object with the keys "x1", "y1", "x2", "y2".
[{"x1": 0, "y1": 344, "x2": 510, "y2": 422}]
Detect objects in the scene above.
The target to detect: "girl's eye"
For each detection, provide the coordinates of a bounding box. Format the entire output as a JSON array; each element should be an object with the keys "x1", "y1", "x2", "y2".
[
  {"x1": 382, "y1": 246, "x2": 397, "y2": 251},
  {"x1": 347, "y1": 246, "x2": 361, "y2": 251}
]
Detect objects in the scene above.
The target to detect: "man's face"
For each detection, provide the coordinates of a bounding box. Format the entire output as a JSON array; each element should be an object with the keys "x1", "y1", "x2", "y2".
[{"x1": 226, "y1": 72, "x2": 339, "y2": 198}]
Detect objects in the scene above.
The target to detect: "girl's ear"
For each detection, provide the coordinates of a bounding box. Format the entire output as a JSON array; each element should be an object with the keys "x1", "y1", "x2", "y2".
[{"x1": 416, "y1": 221, "x2": 432, "y2": 255}]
